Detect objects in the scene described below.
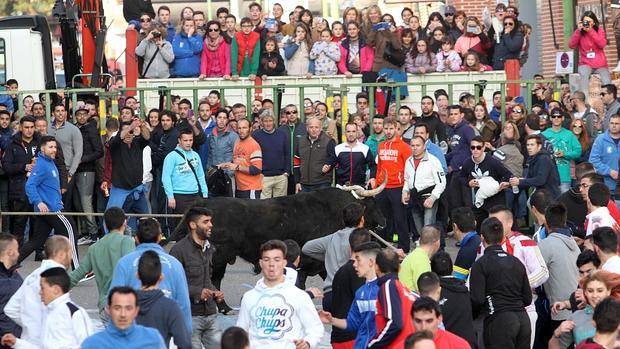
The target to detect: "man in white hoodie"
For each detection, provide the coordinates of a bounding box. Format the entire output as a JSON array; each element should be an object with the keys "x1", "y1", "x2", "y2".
[
  {"x1": 4, "y1": 236, "x2": 73, "y2": 347},
  {"x1": 237, "y1": 239, "x2": 324, "y2": 349}
]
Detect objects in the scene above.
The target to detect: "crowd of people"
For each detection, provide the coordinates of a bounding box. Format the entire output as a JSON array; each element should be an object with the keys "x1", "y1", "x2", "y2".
[
  {"x1": 123, "y1": 2, "x2": 531, "y2": 82},
  {"x1": 0, "y1": 2, "x2": 619, "y2": 349}
]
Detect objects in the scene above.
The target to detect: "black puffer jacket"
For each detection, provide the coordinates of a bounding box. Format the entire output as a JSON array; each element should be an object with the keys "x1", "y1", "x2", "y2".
[
  {"x1": 76, "y1": 119, "x2": 104, "y2": 173},
  {"x1": 439, "y1": 276, "x2": 475, "y2": 346},
  {"x1": 0, "y1": 262, "x2": 22, "y2": 347}
]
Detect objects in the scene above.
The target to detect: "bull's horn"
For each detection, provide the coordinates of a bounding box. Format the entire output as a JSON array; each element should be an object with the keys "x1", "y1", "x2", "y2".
[{"x1": 353, "y1": 170, "x2": 388, "y2": 197}]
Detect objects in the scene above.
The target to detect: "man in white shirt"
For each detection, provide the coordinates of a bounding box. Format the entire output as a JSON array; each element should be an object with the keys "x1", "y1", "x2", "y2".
[
  {"x1": 592, "y1": 226, "x2": 620, "y2": 274},
  {"x1": 237, "y1": 240, "x2": 324, "y2": 349},
  {"x1": 585, "y1": 183, "x2": 619, "y2": 236},
  {"x1": 1, "y1": 267, "x2": 93, "y2": 349},
  {"x1": 4, "y1": 236, "x2": 73, "y2": 346}
]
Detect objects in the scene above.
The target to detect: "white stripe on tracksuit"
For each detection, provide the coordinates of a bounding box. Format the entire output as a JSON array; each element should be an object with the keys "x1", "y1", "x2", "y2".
[{"x1": 57, "y1": 214, "x2": 79, "y2": 268}]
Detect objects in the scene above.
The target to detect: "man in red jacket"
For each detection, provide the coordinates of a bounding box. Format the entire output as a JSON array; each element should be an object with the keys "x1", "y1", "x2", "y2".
[
  {"x1": 375, "y1": 118, "x2": 412, "y2": 252},
  {"x1": 411, "y1": 297, "x2": 470, "y2": 349},
  {"x1": 368, "y1": 248, "x2": 416, "y2": 349}
]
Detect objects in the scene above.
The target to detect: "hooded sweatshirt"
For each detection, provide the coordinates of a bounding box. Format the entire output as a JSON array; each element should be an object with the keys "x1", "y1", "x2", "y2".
[
  {"x1": 236, "y1": 277, "x2": 324, "y2": 349},
  {"x1": 438, "y1": 276, "x2": 475, "y2": 346},
  {"x1": 162, "y1": 145, "x2": 209, "y2": 198},
  {"x1": 136, "y1": 289, "x2": 191, "y2": 349},
  {"x1": 538, "y1": 230, "x2": 580, "y2": 321},
  {"x1": 81, "y1": 322, "x2": 166, "y2": 349}
]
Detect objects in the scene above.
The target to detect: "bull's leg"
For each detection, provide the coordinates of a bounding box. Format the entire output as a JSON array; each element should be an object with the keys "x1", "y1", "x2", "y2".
[{"x1": 211, "y1": 253, "x2": 234, "y2": 314}]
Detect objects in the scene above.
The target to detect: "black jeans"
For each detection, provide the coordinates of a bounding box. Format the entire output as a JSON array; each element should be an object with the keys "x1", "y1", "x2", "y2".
[
  {"x1": 19, "y1": 213, "x2": 79, "y2": 269},
  {"x1": 376, "y1": 187, "x2": 410, "y2": 252},
  {"x1": 484, "y1": 311, "x2": 531, "y2": 349},
  {"x1": 9, "y1": 198, "x2": 32, "y2": 246}
]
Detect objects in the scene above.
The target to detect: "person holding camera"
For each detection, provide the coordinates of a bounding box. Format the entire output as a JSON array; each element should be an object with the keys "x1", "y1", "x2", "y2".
[
  {"x1": 135, "y1": 25, "x2": 174, "y2": 79},
  {"x1": 569, "y1": 11, "x2": 611, "y2": 100},
  {"x1": 454, "y1": 16, "x2": 492, "y2": 65}
]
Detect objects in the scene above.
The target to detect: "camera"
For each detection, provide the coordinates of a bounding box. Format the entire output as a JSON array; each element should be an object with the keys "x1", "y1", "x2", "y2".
[
  {"x1": 582, "y1": 21, "x2": 591, "y2": 28},
  {"x1": 152, "y1": 31, "x2": 161, "y2": 38},
  {"x1": 466, "y1": 25, "x2": 478, "y2": 34}
]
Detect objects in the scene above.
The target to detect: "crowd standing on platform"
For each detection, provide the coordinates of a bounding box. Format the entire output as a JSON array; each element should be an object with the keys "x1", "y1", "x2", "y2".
[{"x1": 0, "y1": 2, "x2": 619, "y2": 349}]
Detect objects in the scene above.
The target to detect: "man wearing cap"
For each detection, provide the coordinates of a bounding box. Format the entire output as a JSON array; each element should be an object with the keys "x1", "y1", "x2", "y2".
[
  {"x1": 443, "y1": 6, "x2": 462, "y2": 42},
  {"x1": 74, "y1": 107, "x2": 104, "y2": 243}
]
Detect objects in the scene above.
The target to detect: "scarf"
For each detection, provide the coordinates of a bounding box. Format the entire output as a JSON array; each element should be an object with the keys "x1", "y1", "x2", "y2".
[{"x1": 206, "y1": 35, "x2": 223, "y2": 52}]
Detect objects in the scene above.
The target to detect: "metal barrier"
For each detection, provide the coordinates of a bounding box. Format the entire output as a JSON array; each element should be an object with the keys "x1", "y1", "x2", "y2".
[{"x1": 0, "y1": 211, "x2": 184, "y2": 234}]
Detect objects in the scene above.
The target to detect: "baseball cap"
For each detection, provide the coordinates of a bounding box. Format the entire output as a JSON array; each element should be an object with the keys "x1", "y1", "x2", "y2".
[{"x1": 445, "y1": 5, "x2": 456, "y2": 15}]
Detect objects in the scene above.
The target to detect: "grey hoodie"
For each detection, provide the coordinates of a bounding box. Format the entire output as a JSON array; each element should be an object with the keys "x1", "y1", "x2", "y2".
[
  {"x1": 538, "y1": 231, "x2": 580, "y2": 321},
  {"x1": 135, "y1": 38, "x2": 175, "y2": 79}
]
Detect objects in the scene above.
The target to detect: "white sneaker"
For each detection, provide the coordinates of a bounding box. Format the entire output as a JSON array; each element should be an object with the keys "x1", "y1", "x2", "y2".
[
  {"x1": 79, "y1": 272, "x2": 95, "y2": 283},
  {"x1": 613, "y1": 61, "x2": 620, "y2": 72},
  {"x1": 77, "y1": 236, "x2": 93, "y2": 246}
]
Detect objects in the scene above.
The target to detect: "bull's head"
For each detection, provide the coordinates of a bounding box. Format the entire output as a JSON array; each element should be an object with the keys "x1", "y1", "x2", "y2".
[{"x1": 337, "y1": 170, "x2": 387, "y2": 199}]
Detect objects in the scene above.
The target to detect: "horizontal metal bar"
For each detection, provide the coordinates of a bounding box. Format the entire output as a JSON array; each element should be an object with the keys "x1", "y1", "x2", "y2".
[{"x1": 0, "y1": 211, "x2": 183, "y2": 218}]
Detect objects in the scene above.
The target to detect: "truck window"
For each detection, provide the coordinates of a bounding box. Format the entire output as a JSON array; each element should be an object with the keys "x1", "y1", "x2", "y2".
[{"x1": 0, "y1": 39, "x2": 5, "y2": 85}]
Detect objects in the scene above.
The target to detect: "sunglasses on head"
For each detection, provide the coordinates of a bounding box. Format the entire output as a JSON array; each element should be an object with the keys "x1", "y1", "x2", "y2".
[{"x1": 470, "y1": 145, "x2": 484, "y2": 150}]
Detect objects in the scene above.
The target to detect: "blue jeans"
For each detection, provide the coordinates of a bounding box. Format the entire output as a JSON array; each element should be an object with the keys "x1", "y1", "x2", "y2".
[
  {"x1": 378, "y1": 67, "x2": 408, "y2": 99},
  {"x1": 106, "y1": 184, "x2": 149, "y2": 231},
  {"x1": 505, "y1": 189, "x2": 527, "y2": 219}
]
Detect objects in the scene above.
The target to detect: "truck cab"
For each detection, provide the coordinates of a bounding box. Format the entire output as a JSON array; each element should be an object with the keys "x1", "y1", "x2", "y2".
[{"x1": 0, "y1": 15, "x2": 56, "y2": 91}]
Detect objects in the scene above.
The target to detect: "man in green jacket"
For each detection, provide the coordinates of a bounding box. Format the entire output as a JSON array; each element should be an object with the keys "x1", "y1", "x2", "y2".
[
  {"x1": 542, "y1": 108, "x2": 582, "y2": 194},
  {"x1": 69, "y1": 207, "x2": 135, "y2": 322}
]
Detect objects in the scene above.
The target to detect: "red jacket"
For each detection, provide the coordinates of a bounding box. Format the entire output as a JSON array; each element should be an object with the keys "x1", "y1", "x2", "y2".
[
  {"x1": 376, "y1": 137, "x2": 411, "y2": 189},
  {"x1": 233, "y1": 31, "x2": 260, "y2": 74},
  {"x1": 434, "y1": 329, "x2": 470, "y2": 349},
  {"x1": 368, "y1": 273, "x2": 417, "y2": 349}
]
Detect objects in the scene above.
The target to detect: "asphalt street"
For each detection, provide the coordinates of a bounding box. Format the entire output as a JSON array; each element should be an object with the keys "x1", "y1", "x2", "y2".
[{"x1": 17, "y1": 237, "x2": 459, "y2": 348}]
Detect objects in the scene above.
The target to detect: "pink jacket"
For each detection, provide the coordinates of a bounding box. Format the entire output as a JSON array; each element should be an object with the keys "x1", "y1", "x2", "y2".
[
  {"x1": 568, "y1": 28, "x2": 608, "y2": 69},
  {"x1": 337, "y1": 40, "x2": 375, "y2": 74},
  {"x1": 200, "y1": 40, "x2": 231, "y2": 76}
]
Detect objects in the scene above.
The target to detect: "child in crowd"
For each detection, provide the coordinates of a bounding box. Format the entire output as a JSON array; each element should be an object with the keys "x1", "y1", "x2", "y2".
[
  {"x1": 309, "y1": 28, "x2": 341, "y2": 76},
  {"x1": 331, "y1": 21, "x2": 346, "y2": 43},
  {"x1": 207, "y1": 90, "x2": 221, "y2": 114},
  {"x1": 231, "y1": 17, "x2": 261, "y2": 79},
  {"x1": 285, "y1": 23, "x2": 313, "y2": 77},
  {"x1": 258, "y1": 37, "x2": 286, "y2": 80},
  {"x1": 460, "y1": 51, "x2": 493, "y2": 72},
  {"x1": 436, "y1": 37, "x2": 462, "y2": 72},
  {"x1": 405, "y1": 38, "x2": 437, "y2": 74}
]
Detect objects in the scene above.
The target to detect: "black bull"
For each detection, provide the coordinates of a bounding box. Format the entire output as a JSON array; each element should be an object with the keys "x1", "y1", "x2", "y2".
[{"x1": 173, "y1": 187, "x2": 386, "y2": 292}]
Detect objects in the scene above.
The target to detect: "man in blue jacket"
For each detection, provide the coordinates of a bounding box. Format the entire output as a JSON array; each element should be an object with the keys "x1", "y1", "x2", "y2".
[
  {"x1": 510, "y1": 134, "x2": 561, "y2": 198},
  {"x1": 162, "y1": 128, "x2": 208, "y2": 215},
  {"x1": 82, "y1": 287, "x2": 166, "y2": 349},
  {"x1": 20, "y1": 136, "x2": 79, "y2": 269},
  {"x1": 590, "y1": 113, "x2": 620, "y2": 197},
  {"x1": 110, "y1": 217, "x2": 192, "y2": 333},
  {"x1": 445, "y1": 105, "x2": 475, "y2": 211}
]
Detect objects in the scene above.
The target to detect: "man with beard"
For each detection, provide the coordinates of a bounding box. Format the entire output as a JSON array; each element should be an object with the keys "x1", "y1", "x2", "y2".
[
  {"x1": 170, "y1": 207, "x2": 222, "y2": 348},
  {"x1": 219, "y1": 119, "x2": 262, "y2": 199},
  {"x1": 419, "y1": 96, "x2": 448, "y2": 151},
  {"x1": 365, "y1": 115, "x2": 386, "y2": 158},
  {"x1": 398, "y1": 106, "x2": 415, "y2": 144}
]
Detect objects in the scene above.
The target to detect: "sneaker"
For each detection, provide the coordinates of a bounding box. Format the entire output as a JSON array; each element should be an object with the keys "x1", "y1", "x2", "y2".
[
  {"x1": 79, "y1": 272, "x2": 95, "y2": 283},
  {"x1": 34, "y1": 250, "x2": 45, "y2": 261},
  {"x1": 77, "y1": 236, "x2": 94, "y2": 246},
  {"x1": 158, "y1": 235, "x2": 169, "y2": 247},
  {"x1": 613, "y1": 61, "x2": 620, "y2": 72}
]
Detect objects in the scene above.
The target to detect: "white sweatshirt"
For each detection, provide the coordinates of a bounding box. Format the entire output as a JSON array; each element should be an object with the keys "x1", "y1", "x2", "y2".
[
  {"x1": 12, "y1": 293, "x2": 93, "y2": 349},
  {"x1": 236, "y1": 277, "x2": 324, "y2": 349},
  {"x1": 4, "y1": 259, "x2": 65, "y2": 346}
]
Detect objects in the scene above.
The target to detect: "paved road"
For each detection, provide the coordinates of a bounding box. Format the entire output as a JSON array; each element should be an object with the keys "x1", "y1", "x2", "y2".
[{"x1": 18, "y1": 237, "x2": 459, "y2": 347}]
